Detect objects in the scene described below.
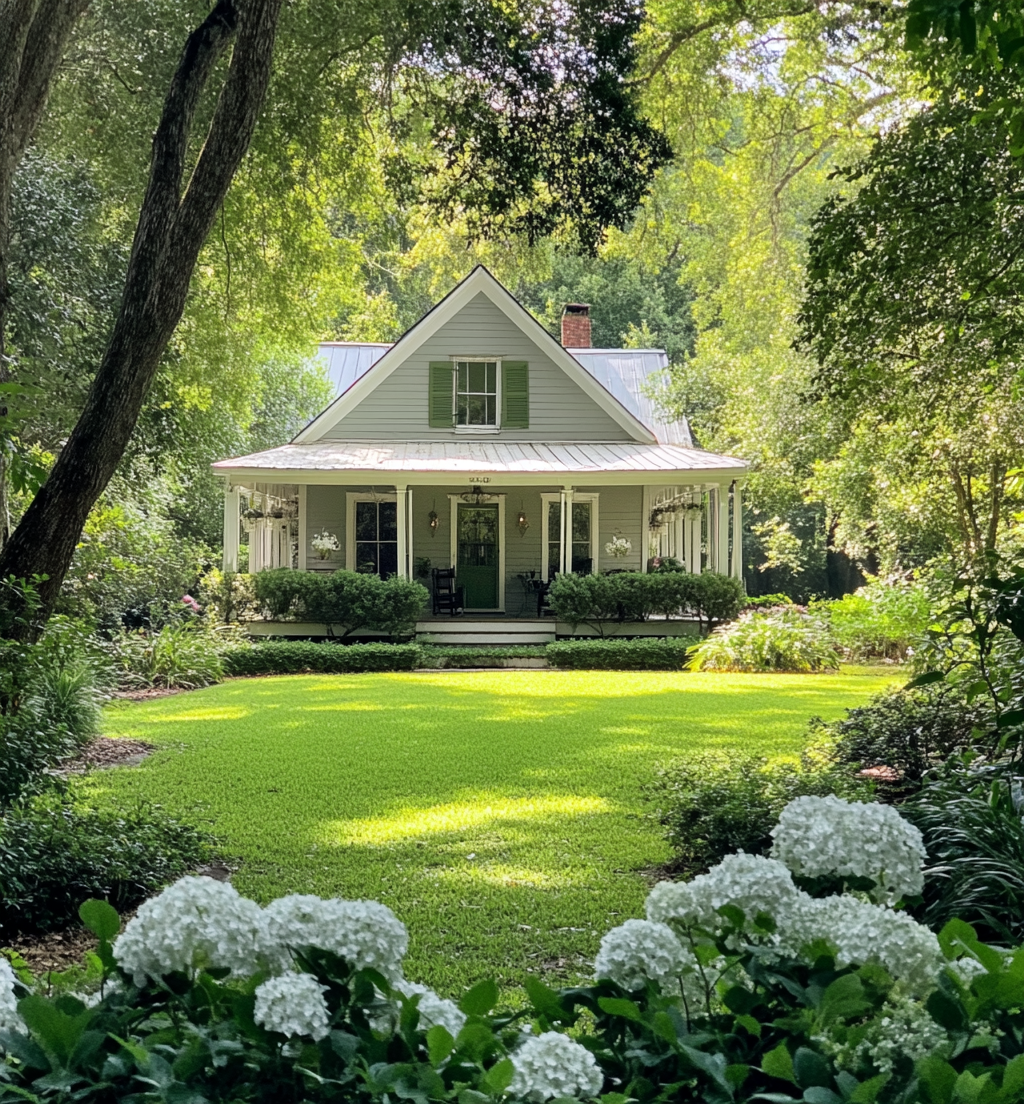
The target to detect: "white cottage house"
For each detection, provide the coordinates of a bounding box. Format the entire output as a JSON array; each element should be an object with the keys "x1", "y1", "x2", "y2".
[{"x1": 213, "y1": 266, "x2": 747, "y2": 631}]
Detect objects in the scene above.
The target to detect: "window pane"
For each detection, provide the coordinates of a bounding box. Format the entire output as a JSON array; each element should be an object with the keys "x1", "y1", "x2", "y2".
[
  {"x1": 572, "y1": 543, "x2": 591, "y2": 573},
  {"x1": 355, "y1": 501, "x2": 377, "y2": 540},
  {"x1": 457, "y1": 396, "x2": 468, "y2": 424},
  {"x1": 467, "y1": 396, "x2": 487, "y2": 424},
  {"x1": 548, "y1": 502, "x2": 561, "y2": 541},
  {"x1": 355, "y1": 543, "x2": 378, "y2": 574},
  {"x1": 486, "y1": 361, "x2": 496, "y2": 391},
  {"x1": 457, "y1": 362, "x2": 468, "y2": 391},
  {"x1": 468, "y1": 361, "x2": 486, "y2": 392},
  {"x1": 572, "y1": 502, "x2": 590, "y2": 542},
  {"x1": 378, "y1": 542, "x2": 398, "y2": 578},
  {"x1": 548, "y1": 542, "x2": 560, "y2": 577},
  {"x1": 379, "y1": 501, "x2": 397, "y2": 540},
  {"x1": 485, "y1": 396, "x2": 495, "y2": 424}
]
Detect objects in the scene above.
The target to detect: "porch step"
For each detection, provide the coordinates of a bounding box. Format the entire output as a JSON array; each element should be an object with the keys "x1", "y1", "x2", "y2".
[{"x1": 415, "y1": 618, "x2": 556, "y2": 646}]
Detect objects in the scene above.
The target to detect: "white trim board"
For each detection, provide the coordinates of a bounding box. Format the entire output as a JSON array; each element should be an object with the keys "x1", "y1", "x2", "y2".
[{"x1": 294, "y1": 266, "x2": 655, "y2": 445}]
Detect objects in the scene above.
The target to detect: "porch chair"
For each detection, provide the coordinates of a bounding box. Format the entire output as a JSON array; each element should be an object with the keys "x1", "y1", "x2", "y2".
[{"x1": 431, "y1": 567, "x2": 464, "y2": 616}]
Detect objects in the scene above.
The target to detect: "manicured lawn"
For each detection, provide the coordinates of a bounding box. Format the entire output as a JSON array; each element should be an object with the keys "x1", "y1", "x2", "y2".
[{"x1": 94, "y1": 668, "x2": 896, "y2": 994}]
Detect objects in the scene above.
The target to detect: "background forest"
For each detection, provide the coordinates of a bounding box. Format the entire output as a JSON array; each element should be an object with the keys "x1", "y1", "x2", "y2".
[{"x1": 5, "y1": 0, "x2": 1022, "y2": 619}]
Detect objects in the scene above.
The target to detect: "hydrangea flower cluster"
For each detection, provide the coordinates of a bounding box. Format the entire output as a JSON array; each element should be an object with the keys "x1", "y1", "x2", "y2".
[
  {"x1": 825, "y1": 993, "x2": 950, "y2": 1075},
  {"x1": 395, "y1": 980, "x2": 466, "y2": 1037},
  {"x1": 0, "y1": 957, "x2": 22, "y2": 1033},
  {"x1": 263, "y1": 894, "x2": 408, "y2": 981},
  {"x1": 253, "y1": 972, "x2": 332, "y2": 1041},
  {"x1": 594, "y1": 919, "x2": 691, "y2": 992},
  {"x1": 781, "y1": 894, "x2": 943, "y2": 992},
  {"x1": 647, "y1": 854, "x2": 801, "y2": 937},
  {"x1": 114, "y1": 876, "x2": 267, "y2": 986},
  {"x1": 509, "y1": 1031, "x2": 604, "y2": 1102},
  {"x1": 770, "y1": 795, "x2": 926, "y2": 903}
]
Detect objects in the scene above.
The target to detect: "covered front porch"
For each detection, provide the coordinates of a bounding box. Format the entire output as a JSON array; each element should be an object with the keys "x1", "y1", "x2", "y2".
[{"x1": 221, "y1": 476, "x2": 746, "y2": 620}]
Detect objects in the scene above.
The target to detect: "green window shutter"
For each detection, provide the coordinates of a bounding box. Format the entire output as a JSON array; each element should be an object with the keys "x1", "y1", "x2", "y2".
[
  {"x1": 502, "y1": 361, "x2": 529, "y2": 428},
  {"x1": 429, "y1": 362, "x2": 454, "y2": 427}
]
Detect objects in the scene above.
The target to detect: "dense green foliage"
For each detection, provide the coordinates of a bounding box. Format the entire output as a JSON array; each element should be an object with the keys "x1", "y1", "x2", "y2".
[
  {"x1": 418, "y1": 645, "x2": 549, "y2": 667},
  {"x1": 0, "y1": 797, "x2": 215, "y2": 936},
  {"x1": 652, "y1": 752, "x2": 870, "y2": 874},
  {"x1": 689, "y1": 609, "x2": 842, "y2": 672},
  {"x1": 109, "y1": 623, "x2": 227, "y2": 690},
  {"x1": 546, "y1": 637, "x2": 694, "y2": 670},
  {"x1": 253, "y1": 570, "x2": 427, "y2": 638},
  {"x1": 821, "y1": 578, "x2": 932, "y2": 661},
  {"x1": 548, "y1": 571, "x2": 744, "y2": 634},
  {"x1": 95, "y1": 669, "x2": 891, "y2": 989},
  {"x1": 224, "y1": 641, "x2": 423, "y2": 676}
]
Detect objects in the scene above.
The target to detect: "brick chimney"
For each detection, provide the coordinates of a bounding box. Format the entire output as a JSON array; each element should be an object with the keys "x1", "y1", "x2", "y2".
[{"x1": 561, "y1": 303, "x2": 591, "y2": 348}]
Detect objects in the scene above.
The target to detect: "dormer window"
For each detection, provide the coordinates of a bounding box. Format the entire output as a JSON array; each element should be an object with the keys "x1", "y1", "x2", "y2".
[{"x1": 455, "y1": 359, "x2": 499, "y2": 428}]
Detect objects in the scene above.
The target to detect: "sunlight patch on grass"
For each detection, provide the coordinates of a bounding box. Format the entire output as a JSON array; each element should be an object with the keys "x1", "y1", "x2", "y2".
[
  {"x1": 328, "y1": 794, "x2": 611, "y2": 845},
  {"x1": 431, "y1": 864, "x2": 575, "y2": 890}
]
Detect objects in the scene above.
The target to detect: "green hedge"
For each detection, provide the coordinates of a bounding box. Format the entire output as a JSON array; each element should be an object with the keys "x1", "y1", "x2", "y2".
[
  {"x1": 548, "y1": 570, "x2": 744, "y2": 634},
  {"x1": 546, "y1": 636, "x2": 694, "y2": 670},
  {"x1": 252, "y1": 569, "x2": 427, "y2": 638},
  {"x1": 223, "y1": 641, "x2": 423, "y2": 676},
  {"x1": 420, "y1": 645, "x2": 548, "y2": 668}
]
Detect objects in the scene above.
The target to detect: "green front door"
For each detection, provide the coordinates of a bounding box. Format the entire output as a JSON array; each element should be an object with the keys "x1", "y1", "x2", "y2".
[{"x1": 457, "y1": 504, "x2": 499, "y2": 609}]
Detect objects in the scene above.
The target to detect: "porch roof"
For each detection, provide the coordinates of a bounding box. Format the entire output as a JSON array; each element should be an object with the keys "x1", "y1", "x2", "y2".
[{"x1": 212, "y1": 439, "x2": 748, "y2": 483}]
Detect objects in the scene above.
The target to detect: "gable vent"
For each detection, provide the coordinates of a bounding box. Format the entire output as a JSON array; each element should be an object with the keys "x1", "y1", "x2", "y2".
[{"x1": 561, "y1": 303, "x2": 591, "y2": 348}]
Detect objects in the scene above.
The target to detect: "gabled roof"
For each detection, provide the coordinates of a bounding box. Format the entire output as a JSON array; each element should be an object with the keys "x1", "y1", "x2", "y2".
[
  {"x1": 314, "y1": 341, "x2": 693, "y2": 447},
  {"x1": 297, "y1": 266, "x2": 656, "y2": 444}
]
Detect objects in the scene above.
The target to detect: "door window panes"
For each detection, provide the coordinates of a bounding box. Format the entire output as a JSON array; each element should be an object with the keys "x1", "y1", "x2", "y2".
[
  {"x1": 455, "y1": 360, "x2": 497, "y2": 426},
  {"x1": 355, "y1": 500, "x2": 397, "y2": 577},
  {"x1": 547, "y1": 501, "x2": 592, "y2": 576}
]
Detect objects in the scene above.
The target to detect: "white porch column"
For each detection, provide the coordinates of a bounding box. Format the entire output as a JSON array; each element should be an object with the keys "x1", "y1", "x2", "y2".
[
  {"x1": 222, "y1": 484, "x2": 240, "y2": 571},
  {"x1": 717, "y1": 485, "x2": 729, "y2": 575},
  {"x1": 704, "y1": 490, "x2": 715, "y2": 571},
  {"x1": 297, "y1": 486, "x2": 307, "y2": 571},
  {"x1": 559, "y1": 486, "x2": 573, "y2": 574},
  {"x1": 731, "y1": 481, "x2": 744, "y2": 582},
  {"x1": 641, "y1": 486, "x2": 651, "y2": 572},
  {"x1": 406, "y1": 486, "x2": 414, "y2": 580},
  {"x1": 688, "y1": 498, "x2": 702, "y2": 574},
  {"x1": 395, "y1": 484, "x2": 408, "y2": 579}
]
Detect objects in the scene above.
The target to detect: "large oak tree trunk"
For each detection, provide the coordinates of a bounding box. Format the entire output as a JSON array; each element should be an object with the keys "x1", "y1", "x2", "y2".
[{"x1": 0, "y1": 0, "x2": 283, "y2": 631}]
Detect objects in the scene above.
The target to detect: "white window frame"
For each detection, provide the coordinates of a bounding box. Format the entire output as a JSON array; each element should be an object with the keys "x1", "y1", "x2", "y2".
[
  {"x1": 451, "y1": 356, "x2": 502, "y2": 434},
  {"x1": 346, "y1": 492, "x2": 398, "y2": 574},
  {"x1": 540, "y1": 493, "x2": 599, "y2": 579},
  {"x1": 447, "y1": 493, "x2": 506, "y2": 612}
]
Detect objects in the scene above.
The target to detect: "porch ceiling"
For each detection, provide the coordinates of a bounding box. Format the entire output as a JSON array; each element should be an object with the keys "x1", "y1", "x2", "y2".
[{"x1": 212, "y1": 439, "x2": 748, "y2": 484}]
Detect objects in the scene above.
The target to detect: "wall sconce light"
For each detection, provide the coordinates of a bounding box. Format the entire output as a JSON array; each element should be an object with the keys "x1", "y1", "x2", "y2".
[
  {"x1": 428, "y1": 501, "x2": 439, "y2": 537},
  {"x1": 516, "y1": 502, "x2": 530, "y2": 537}
]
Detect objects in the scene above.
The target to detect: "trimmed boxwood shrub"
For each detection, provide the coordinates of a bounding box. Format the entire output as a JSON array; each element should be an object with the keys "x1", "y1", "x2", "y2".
[
  {"x1": 548, "y1": 571, "x2": 743, "y2": 635},
  {"x1": 223, "y1": 641, "x2": 423, "y2": 676},
  {"x1": 547, "y1": 636, "x2": 694, "y2": 670},
  {"x1": 252, "y1": 569, "x2": 427, "y2": 638}
]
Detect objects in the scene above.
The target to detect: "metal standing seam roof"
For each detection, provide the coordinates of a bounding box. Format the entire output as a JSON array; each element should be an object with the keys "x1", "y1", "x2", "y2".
[
  {"x1": 212, "y1": 439, "x2": 746, "y2": 476},
  {"x1": 315, "y1": 342, "x2": 692, "y2": 446}
]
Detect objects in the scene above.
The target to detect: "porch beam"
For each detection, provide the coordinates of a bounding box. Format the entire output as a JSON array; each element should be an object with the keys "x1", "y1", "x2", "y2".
[{"x1": 222, "y1": 483, "x2": 240, "y2": 571}]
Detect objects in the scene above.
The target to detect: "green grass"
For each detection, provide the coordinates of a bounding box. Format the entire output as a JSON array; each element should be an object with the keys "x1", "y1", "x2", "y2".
[{"x1": 93, "y1": 668, "x2": 896, "y2": 994}]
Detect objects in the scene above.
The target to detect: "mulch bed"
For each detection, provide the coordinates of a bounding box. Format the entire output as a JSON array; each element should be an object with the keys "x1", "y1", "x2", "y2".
[
  {"x1": 4, "y1": 927, "x2": 99, "y2": 976},
  {"x1": 111, "y1": 687, "x2": 185, "y2": 702},
  {"x1": 59, "y1": 736, "x2": 155, "y2": 773}
]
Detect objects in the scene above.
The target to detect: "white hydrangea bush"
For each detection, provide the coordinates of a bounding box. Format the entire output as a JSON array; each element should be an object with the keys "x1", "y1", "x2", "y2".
[
  {"x1": 395, "y1": 980, "x2": 467, "y2": 1037},
  {"x1": 253, "y1": 972, "x2": 332, "y2": 1041},
  {"x1": 509, "y1": 1031, "x2": 604, "y2": 1102},
  {"x1": 594, "y1": 918, "x2": 692, "y2": 992},
  {"x1": 0, "y1": 957, "x2": 22, "y2": 1034},
  {"x1": 770, "y1": 795, "x2": 927, "y2": 903},
  {"x1": 114, "y1": 876, "x2": 268, "y2": 986},
  {"x1": 263, "y1": 894, "x2": 408, "y2": 981}
]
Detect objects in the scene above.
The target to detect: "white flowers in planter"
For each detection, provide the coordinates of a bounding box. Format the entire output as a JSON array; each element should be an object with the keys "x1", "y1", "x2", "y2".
[
  {"x1": 311, "y1": 529, "x2": 340, "y2": 560},
  {"x1": 604, "y1": 535, "x2": 632, "y2": 559},
  {"x1": 254, "y1": 972, "x2": 332, "y2": 1041},
  {"x1": 114, "y1": 876, "x2": 267, "y2": 986},
  {"x1": 509, "y1": 1031, "x2": 604, "y2": 1102},
  {"x1": 770, "y1": 794, "x2": 927, "y2": 903}
]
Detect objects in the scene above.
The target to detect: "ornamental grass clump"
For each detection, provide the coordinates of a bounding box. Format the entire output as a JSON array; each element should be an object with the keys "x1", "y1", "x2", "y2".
[{"x1": 688, "y1": 607, "x2": 841, "y2": 672}]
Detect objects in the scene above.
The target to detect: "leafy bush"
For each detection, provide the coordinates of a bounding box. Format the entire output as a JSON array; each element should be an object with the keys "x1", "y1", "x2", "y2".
[
  {"x1": 810, "y1": 682, "x2": 980, "y2": 796},
  {"x1": 651, "y1": 751, "x2": 871, "y2": 874},
  {"x1": 420, "y1": 645, "x2": 548, "y2": 668},
  {"x1": 223, "y1": 641, "x2": 423, "y2": 676},
  {"x1": 744, "y1": 592, "x2": 792, "y2": 609},
  {"x1": 4, "y1": 795, "x2": 1019, "y2": 1104},
  {"x1": 110, "y1": 621, "x2": 226, "y2": 689},
  {"x1": 689, "y1": 607, "x2": 841, "y2": 672},
  {"x1": 819, "y1": 576, "x2": 931, "y2": 660},
  {"x1": 0, "y1": 793, "x2": 216, "y2": 934},
  {"x1": 548, "y1": 571, "x2": 743, "y2": 634},
  {"x1": 902, "y1": 765, "x2": 1024, "y2": 943},
  {"x1": 198, "y1": 567, "x2": 259, "y2": 623},
  {"x1": 0, "y1": 711, "x2": 78, "y2": 807},
  {"x1": 547, "y1": 637, "x2": 694, "y2": 670},
  {"x1": 253, "y1": 569, "x2": 427, "y2": 638}
]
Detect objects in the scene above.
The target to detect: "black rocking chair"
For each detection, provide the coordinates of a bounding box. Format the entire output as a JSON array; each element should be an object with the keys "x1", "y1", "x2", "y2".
[{"x1": 432, "y1": 567, "x2": 464, "y2": 616}]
